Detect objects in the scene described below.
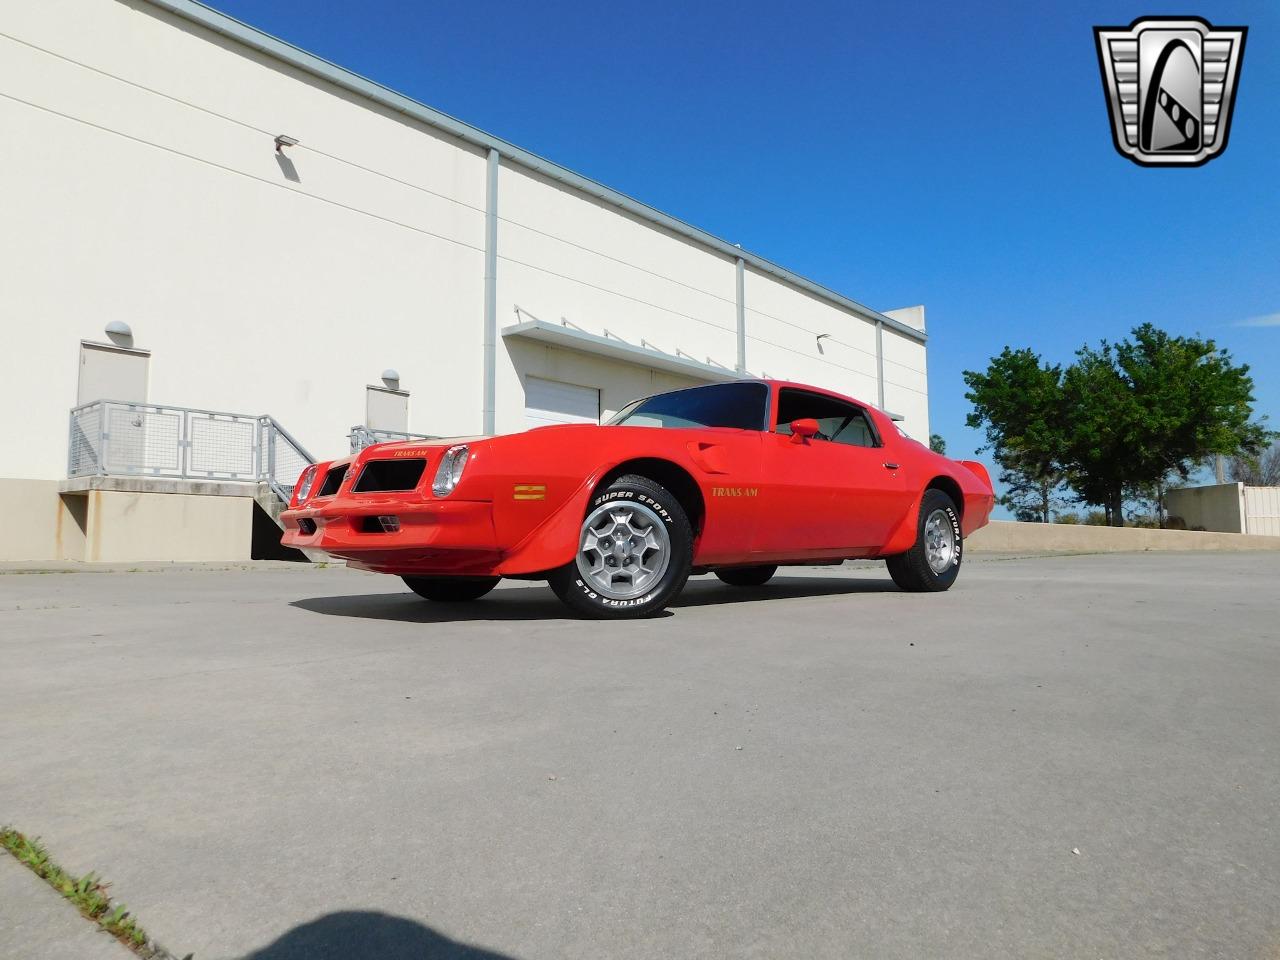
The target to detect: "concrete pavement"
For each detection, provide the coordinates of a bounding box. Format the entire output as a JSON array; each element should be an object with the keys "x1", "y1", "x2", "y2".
[
  {"x1": 0, "y1": 855, "x2": 135, "y2": 960},
  {"x1": 2, "y1": 554, "x2": 1278, "y2": 959}
]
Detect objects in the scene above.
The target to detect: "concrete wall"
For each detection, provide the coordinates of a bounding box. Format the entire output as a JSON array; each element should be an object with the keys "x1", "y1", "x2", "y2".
[
  {"x1": 0, "y1": 479, "x2": 251, "y2": 562},
  {"x1": 968, "y1": 519, "x2": 1280, "y2": 553},
  {"x1": 1164, "y1": 483, "x2": 1246, "y2": 534},
  {"x1": 73, "y1": 490, "x2": 252, "y2": 562},
  {"x1": 1, "y1": 0, "x2": 929, "y2": 498},
  {"x1": 0, "y1": 480, "x2": 66, "y2": 561}
]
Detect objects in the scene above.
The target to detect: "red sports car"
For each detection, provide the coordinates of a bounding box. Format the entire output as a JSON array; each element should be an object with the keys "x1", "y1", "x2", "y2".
[{"x1": 281, "y1": 380, "x2": 994, "y2": 618}]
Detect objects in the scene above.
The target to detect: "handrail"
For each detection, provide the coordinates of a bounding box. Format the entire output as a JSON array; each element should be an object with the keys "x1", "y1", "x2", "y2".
[
  {"x1": 349, "y1": 425, "x2": 438, "y2": 453},
  {"x1": 67, "y1": 399, "x2": 317, "y2": 506}
]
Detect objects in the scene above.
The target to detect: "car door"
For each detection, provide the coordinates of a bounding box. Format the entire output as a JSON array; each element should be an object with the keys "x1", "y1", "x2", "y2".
[{"x1": 758, "y1": 388, "x2": 906, "y2": 557}]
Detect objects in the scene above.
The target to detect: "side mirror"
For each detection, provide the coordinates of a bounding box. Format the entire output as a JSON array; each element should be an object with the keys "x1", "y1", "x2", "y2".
[{"x1": 789, "y1": 418, "x2": 819, "y2": 443}]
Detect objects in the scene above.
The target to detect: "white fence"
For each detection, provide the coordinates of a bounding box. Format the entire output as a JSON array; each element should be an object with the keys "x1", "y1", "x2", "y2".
[{"x1": 1243, "y1": 486, "x2": 1280, "y2": 536}]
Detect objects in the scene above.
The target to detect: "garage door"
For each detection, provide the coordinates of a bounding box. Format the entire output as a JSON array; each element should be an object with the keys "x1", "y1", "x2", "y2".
[{"x1": 524, "y1": 376, "x2": 600, "y2": 429}]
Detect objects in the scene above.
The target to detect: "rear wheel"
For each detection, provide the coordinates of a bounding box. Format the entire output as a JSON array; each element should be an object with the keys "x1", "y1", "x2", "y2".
[
  {"x1": 886, "y1": 489, "x2": 962, "y2": 592},
  {"x1": 715, "y1": 565, "x2": 777, "y2": 587},
  {"x1": 402, "y1": 576, "x2": 500, "y2": 602},
  {"x1": 548, "y1": 474, "x2": 692, "y2": 619}
]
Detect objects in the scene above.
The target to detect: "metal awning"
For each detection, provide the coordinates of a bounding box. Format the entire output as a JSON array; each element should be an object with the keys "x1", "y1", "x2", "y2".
[
  {"x1": 501, "y1": 317, "x2": 905, "y2": 421},
  {"x1": 501, "y1": 318, "x2": 739, "y2": 383}
]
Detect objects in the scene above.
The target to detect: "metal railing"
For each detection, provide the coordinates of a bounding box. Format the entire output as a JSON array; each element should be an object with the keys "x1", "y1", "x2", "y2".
[
  {"x1": 349, "y1": 425, "x2": 437, "y2": 453},
  {"x1": 69, "y1": 400, "x2": 316, "y2": 504}
]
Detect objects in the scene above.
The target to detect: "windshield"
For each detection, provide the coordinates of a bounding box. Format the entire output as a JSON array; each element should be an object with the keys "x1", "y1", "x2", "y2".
[{"x1": 607, "y1": 381, "x2": 769, "y2": 431}]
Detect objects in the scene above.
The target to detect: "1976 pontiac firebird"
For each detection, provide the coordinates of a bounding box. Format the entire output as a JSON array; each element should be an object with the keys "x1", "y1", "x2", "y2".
[{"x1": 282, "y1": 380, "x2": 994, "y2": 618}]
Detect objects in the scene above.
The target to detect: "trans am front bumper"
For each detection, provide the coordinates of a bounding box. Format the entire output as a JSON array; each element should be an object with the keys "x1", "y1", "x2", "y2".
[{"x1": 280, "y1": 495, "x2": 504, "y2": 576}]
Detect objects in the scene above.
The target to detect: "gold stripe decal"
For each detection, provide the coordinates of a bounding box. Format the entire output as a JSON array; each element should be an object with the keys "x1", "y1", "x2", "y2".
[{"x1": 513, "y1": 483, "x2": 546, "y2": 501}]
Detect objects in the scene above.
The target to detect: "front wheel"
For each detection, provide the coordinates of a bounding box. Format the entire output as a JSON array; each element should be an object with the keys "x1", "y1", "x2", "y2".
[
  {"x1": 885, "y1": 490, "x2": 962, "y2": 592},
  {"x1": 715, "y1": 565, "x2": 777, "y2": 587},
  {"x1": 548, "y1": 474, "x2": 693, "y2": 619},
  {"x1": 402, "y1": 576, "x2": 500, "y2": 602}
]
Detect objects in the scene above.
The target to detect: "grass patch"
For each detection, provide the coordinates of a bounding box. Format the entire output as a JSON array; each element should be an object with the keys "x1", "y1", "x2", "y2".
[{"x1": 1, "y1": 827, "x2": 186, "y2": 959}]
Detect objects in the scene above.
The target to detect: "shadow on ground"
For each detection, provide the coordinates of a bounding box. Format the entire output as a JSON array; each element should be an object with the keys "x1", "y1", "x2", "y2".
[
  {"x1": 290, "y1": 575, "x2": 899, "y2": 623},
  {"x1": 237, "y1": 910, "x2": 516, "y2": 959}
]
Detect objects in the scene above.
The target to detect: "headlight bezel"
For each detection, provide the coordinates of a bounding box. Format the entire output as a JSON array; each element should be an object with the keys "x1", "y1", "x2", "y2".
[
  {"x1": 295, "y1": 465, "x2": 319, "y2": 504},
  {"x1": 432, "y1": 444, "x2": 470, "y2": 497}
]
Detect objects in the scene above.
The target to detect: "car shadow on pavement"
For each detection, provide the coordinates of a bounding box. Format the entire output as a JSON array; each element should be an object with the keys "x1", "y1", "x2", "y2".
[
  {"x1": 291, "y1": 575, "x2": 897, "y2": 623},
  {"x1": 672, "y1": 574, "x2": 900, "y2": 607},
  {"x1": 291, "y1": 585, "x2": 591, "y2": 623},
  {"x1": 236, "y1": 909, "x2": 517, "y2": 959}
]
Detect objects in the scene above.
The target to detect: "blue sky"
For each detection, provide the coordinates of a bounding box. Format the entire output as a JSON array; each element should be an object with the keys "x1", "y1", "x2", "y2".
[{"x1": 211, "y1": 0, "x2": 1278, "y2": 484}]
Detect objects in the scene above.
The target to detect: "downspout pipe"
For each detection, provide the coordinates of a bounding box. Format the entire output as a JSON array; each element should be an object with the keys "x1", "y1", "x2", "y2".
[
  {"x1": 735, "y1": 257, "x2": 746, "y2": 374},
  {"x1": 875, "y1": 320, "x2": 885, "y2": 410},
  {"x1": 482, "y1": 148, "x2": 499, "y2": 435}
]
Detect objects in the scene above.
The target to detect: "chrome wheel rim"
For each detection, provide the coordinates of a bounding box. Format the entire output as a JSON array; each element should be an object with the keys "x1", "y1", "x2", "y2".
[
  {"x1": 576, "y1": 501, "x2": 670, "y2": 600},
  {"x1": 924, "y1": 508, "x2": 957, "y2": 574}
]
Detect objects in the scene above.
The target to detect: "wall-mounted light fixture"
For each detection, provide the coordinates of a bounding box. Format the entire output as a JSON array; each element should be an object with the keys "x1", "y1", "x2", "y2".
[
  {"x1": 381, "y1": 369, "x2": 401, "y2": 389},
  {"x1": 274, "y1": 134, "x2": 300, "y2": 153},
  {"x1": 815, "y1": 333, "x2": 832, "y2": 354},
  {"x1": 104, "y1": 320, "x2": 134, "y2": 347}
]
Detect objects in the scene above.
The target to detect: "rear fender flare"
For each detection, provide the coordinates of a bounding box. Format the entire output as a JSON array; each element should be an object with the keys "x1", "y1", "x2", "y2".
[{"x1": 879, "y1": 494, "x2": 922, "y2": 557}]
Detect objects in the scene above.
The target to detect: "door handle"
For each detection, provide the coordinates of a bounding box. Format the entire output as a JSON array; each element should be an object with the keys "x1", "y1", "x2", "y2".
[{"x1": 883, "y1": 462, "x2": 900, "y2": 470}]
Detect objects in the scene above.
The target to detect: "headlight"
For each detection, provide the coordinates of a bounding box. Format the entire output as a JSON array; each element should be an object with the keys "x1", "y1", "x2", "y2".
[
  {"x1": 432, "y1": 444, "x2": 469, "y2": 497},
  {"x1": 295, "y1": 465, "x2": 318, "y2": 503}
]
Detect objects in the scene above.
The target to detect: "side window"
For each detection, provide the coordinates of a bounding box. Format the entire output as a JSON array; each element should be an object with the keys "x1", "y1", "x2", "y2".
[{"x1": 775, "y1": 389, "x2": 879, "y2": 448}]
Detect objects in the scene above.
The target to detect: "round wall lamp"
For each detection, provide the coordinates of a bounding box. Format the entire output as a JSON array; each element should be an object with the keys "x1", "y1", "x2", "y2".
[
  {"x1": 104, "y1": 320, "x2": 134, "y2": 346},
  {"x1": 381, "y1": 369, "x2": 401, "y2": 389}
]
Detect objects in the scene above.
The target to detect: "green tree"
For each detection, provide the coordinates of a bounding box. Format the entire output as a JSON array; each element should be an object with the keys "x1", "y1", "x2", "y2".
[
  {"x1": 929, "y1": 433, "x2": 947, "y2": 455},
  {"x1": 999, "y1": 468, "x2": 1072, "y2": 523},
  {"x1": 963, "y1": 348, "x2": 1067, "y2": 523},
  {"x1": 1060, "y1": 324, "x2": 1268, "y2": 525}
]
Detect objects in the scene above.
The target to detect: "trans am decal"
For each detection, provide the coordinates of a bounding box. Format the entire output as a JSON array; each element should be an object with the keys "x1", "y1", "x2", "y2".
[{"x1": 711, "y1": 487, "x2": 759, "y2": 497}]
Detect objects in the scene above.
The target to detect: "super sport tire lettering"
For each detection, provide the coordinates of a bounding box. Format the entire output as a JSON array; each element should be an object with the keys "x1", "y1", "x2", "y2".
[{"x1": 885, "y1": 488, "x2": 964, "y2": 593}]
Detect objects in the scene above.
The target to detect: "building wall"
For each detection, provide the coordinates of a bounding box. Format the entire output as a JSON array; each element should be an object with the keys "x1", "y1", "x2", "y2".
[
  {"x1": 742, "y1": 277, "x2": 930, "y2": 439},
  {"x1": 1, "y1": 0, "x2": 487, "y2": 481},
  {"x1": 1, "y1": 0, "x2": 929, "y2": 499}
]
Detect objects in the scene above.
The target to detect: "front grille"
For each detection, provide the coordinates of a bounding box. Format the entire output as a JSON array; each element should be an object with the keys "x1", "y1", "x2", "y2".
[
  {"x1": 359, "y1": 515, "x2": 401, "y2": 533},
  {"x1": 353, "y1": 458, "x2": 426, "y2": 492},
  {"x1": 317, "y1": 464, "x2": 348, "y2": 497}
]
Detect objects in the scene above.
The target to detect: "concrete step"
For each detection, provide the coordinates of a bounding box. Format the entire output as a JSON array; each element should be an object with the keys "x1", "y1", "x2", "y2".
[{"x1": 255, "y1": 483, "x2": 327, "y2": 563}]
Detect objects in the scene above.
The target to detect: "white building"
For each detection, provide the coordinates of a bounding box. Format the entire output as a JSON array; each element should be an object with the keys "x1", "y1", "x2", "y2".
[{"x1": 0, "y1": 0, "x2": 929, "y2": 561}]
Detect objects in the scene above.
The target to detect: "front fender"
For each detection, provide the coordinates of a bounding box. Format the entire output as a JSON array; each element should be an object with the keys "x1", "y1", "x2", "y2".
[{"x1": 493, "y1": 473, "x2": 599, "y2": 576}]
